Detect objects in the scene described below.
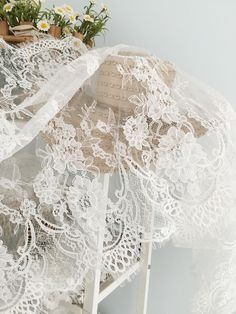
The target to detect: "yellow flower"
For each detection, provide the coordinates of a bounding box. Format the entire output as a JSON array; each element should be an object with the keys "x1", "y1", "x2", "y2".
[
  {"x1": 73, "y1": 39, "x2": 81, "y2": 50},
  {"x1": 69, "y1": 15, "x2": 76, "y2": 23},
  {"x1": 54, "y1": 6, "x2": 65, "y2": 16},
  {"x1": 90, "y1": 0, "x2": 96, "y2": 4},
  {"x1": 83, "y1": 15, "x2": 94, "y2": 23},
  {"x1": 63, "y1": 26, "x2": 72, "y2": 35},
  {"x1": 62, "y1": 4, "x2": 74, "y2": 14},
  {"x1": 37, "y1": 20, "x2": 50, "y2": 32},
  {"x1": 101, "y1": 3, "x2": 108, "y2": 11},
  {"x1": 3, "y1": 3, "x2": 14, "y2": 12}
]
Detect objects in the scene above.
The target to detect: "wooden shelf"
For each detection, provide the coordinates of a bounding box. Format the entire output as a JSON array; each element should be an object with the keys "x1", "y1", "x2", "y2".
[{"x1": 0, "y1": 35, "x2": 33, "y2": 43}]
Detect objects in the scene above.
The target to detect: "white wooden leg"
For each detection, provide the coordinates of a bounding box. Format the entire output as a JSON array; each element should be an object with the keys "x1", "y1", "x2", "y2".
[
  {"x1": 83, "y1": 174, "x2": 110, "y2": 314},
  {"x1": 137, "y1": 241, "x2": 153, "y2": 314},
  {"x1": 82, "y1": 267, "x2": 102, "y2": 314},
  {"x1": 137, "y1": 207, "x2": 154, "y2": 314},
  {"x1": 83, "y1": 175, "x2": 154, "y2": 314}
]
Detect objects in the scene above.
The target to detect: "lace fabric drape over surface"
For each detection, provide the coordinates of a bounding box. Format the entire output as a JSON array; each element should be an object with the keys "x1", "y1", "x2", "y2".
[{"x1": 0, "y1": 37, "x2": 236, "y2": 314}]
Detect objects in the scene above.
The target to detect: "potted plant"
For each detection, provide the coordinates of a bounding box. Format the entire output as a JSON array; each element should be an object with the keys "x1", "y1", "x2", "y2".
[
  {"x1": 4, "y1": 0, "x2": 42, "y2": 27},
  {"x1": 73, "y1": 1, "x2": 110, "y2": 47},
  {"x1": 84, "y1": 3, "x2": 110, "y2": 47},
  {"x1": 0, "y1": 1, "x2": 10, "y2": 36},
  {"x1": 0, "y1": 0, "x2": 111, "y2": 42},
  {"x1": 41, "y1": 5, "x2": 77, "y2": 38}
]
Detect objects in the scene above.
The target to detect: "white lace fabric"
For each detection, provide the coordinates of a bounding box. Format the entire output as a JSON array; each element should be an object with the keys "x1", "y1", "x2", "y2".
[{"x1": 0, "y1": 37, "x2": 236, "y2": 313}]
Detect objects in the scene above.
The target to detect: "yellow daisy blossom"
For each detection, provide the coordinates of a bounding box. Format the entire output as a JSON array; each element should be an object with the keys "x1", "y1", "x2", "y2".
[
  {"x1": 63, "y1": 27, "x2": 72, "y2": 35},
  {"x1": 3, "y1": 3, "x2": 14, "y2": 12},
  {"x1": 69, "y1": 15, "x2": 76, "y2": 23},
  {"x1": 83, "y1": 15, "x2": 94, "y2": 23},
  {"x1": 62, "y1": 4, "x2": 74, "y2": 14},
  {"x1": 37, "y1": 20, "x2": 50, "y2": 32},
  {"x1": 54, "y1": 6, "x2": 65, "y2": 16},
  {"x1": 101, "y1": 3, "x2": 108, "y2": 11}
]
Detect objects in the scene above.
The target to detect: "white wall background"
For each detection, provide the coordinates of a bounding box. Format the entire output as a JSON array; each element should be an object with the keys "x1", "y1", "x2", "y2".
[
  {"x1": 46, "y1": 1, "x2": 236, "y2": 313},
  {"x1": 48, "y1": 0, "x2": 236, "y2": 104}
]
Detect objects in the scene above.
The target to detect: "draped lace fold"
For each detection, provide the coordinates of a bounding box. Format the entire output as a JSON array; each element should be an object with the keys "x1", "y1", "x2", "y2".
[{"x1": 0, "y1": 37, "x2": 235, "y2": 313}]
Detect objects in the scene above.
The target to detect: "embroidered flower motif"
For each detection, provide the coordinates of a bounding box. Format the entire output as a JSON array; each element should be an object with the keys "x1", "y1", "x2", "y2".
[
  {"x1": 20, "y1": 199, "x2": 37, "y2": 219},
  {"x1": 123, "y1": 115, "x2": 149, "y2": 150},
  {"x1": 158, "y1": 126, "x2": 185, "y2": 151},
  {"x1": 0, "y1": 241, "x2": 12, "y2": 268},
  {"x1": 158, "y1": 127, "x2": 206, "y2": 183},
  {"x1": 0, "y1": 241, "x2": 14, "y2": 301},
  {"x1": 67, "y1": 176, "x2": 103, "y2": 230},
  {"x1": 0, "y1": 116, "x2": 17, "y2": 161},
  {"x1": 128, "y1": 92, "x2": 179, "y2": 125},
  {"x1": 52, "y1": 142, "x2": 84, "y2": 174},
  {"x1": 33, "y1": 167, "x2": 61, "y2": 205},
  {"x1": 44, "y1": 118, "x2": 85, "y2": 174},
  {"x1": 52, "y1": 201, "x2": 67, "y2": 221},
  {"x1": 147, "y1": 93, "x2": 179, "y2": 124},
  {"x1": 0, "y1": 283, "x2": 13, "y2": 302}
]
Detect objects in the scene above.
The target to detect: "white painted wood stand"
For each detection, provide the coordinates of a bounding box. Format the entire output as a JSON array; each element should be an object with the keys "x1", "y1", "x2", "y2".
[{"x1": 82, "y1": 174, "x2": 153, "y2": 314}]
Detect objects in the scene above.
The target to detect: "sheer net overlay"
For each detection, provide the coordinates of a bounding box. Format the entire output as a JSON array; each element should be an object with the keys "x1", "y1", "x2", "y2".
[{"x1": 0, "y1": 37, "x2": 235, "y2": 313}]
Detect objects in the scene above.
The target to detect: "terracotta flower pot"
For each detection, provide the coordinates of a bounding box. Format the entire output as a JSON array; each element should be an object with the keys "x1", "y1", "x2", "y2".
[
  {"x1": 0, "y1": 20, "x2": 9, "y2": 36},
  {"x1": 48, "y1": 25, "x2": 61, "y2": 38},
  {"x1": 73, "y1": 32, "x2": 84, "y2": 41},
  {"x1": 86, "y1": 39, "x2": 94, "y2": 48}
]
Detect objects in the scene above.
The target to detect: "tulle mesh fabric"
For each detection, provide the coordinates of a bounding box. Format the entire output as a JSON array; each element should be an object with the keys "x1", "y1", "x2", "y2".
[{"x1": 0, "y1": 37, "x2": 236, "y2": 313}]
